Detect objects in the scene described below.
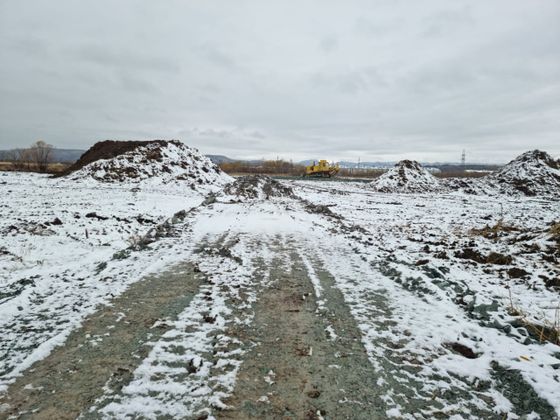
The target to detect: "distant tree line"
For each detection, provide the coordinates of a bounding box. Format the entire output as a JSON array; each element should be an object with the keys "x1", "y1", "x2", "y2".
[
  {"x1": 219, "y1": 159, "x2": 306, "y2": 176},
  {"x1": 219, "y1": 159, "x2": 388, "y2": 178},
  {"x1": 4, "y1": 141, "x2": 54, "y2": 173}
]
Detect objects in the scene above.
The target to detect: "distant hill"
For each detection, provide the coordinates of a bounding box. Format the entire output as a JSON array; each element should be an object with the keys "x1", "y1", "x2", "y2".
[
  {"x1": 0, "y1": 148, "x2": 85, "y2": 163},
  {"x1": 206, "y1": 155, "x2": 235, "y2": 164},
  {"x1": 331, "y1": 160, "x2": 395, "y2": 169},
  {"x1": 206, "y1": 155, "x2": 265, "y2": 165}
]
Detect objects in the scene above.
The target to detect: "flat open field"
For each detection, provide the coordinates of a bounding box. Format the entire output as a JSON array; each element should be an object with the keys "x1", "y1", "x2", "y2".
[{"x1": 1, "y1": 172, "x2": 559, "y2": 419}]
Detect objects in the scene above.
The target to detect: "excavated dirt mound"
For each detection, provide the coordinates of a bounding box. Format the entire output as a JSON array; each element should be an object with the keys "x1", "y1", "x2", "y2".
[
  {"x1": 371, "y1": 160, "x2": 445, "y2": 193},
  {"x1": 60, "y1": 140, "x2": 170, "y2": 175},
  {"x1": 62, "y1": 140, "x2": 232, "y2": 188},
  {"x1": 445, "y1": 150, "x2": 560, "y2": 197},
  {"x1": 484, "y1": 150, "x2": 560, "y2": 196},
  {"x1": 223, "y1": 175, "x2": 295, "y2": 199}
]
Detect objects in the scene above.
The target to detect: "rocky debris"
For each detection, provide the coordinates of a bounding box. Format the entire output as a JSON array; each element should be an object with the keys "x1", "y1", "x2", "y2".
[
  {"x1": 123, "y1": 208, "x2": 197, "y2": 252},
  {"x1": 223, "y1": 175, "x2": 295, "y2": 200},
  {"x1": 371, "y1": 160, "x2": 446, "y2": 193},
  {"x1": 2, "y1": 221, "x2": 56, "y2": 236},
  {"x1": 43, "y1": 217, "x2": 63, "y2": 226},
  {"x1": 491, "y1": 361, "x2": 558, "y2": 418},
  {"x1": 85, "y1": 212, "x2": 109, "y2": 220},
  {"x1": 63, "y1": 140, "x2": 232, "y2": 188},
  {"x1": 303, "y1": 202, "x2": 341, "y2": 218},
  {"x1": 454, "y1": 248, "x2": 513, "y2": 265}
]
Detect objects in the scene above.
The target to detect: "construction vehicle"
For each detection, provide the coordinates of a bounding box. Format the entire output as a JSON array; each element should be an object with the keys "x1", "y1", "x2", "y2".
[{"x1": 304, "y1": 160, "x2": 340, "y2": 178}]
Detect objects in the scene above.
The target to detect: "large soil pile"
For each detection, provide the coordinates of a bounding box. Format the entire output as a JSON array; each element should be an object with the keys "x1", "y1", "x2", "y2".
[
  {"x1": 483, "y1": 150, "x2": 560, "y2": 196},
  {"x1": 371, "y1": 160, "x2": 445, "y2": 193},
  {"x1": 64, "y1": 140, "x2": 232, "y2": 188},
  {"x1": 445, "y1": 150, "x2": 560, "y2": 197}
]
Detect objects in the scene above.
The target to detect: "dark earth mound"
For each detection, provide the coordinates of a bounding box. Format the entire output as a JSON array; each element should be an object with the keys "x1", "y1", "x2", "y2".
[{"x1": 59, "y1": 140, "x2": 175, "y2": 176}]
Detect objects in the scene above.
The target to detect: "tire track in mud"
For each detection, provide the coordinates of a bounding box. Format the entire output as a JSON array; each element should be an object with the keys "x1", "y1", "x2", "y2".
[
  {"x1": 86, "y1": 233, "x2": 271, "y2": 419},
  {"x1": 0, "y1": 262, "x2": 204, "y2": 419},
  {"x1": 220, "y1": 239, "x2": 384, "y2": 419}
]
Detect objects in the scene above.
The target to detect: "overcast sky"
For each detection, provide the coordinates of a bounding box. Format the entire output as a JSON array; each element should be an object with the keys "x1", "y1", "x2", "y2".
[{"x1": 1, "y1": 1, "x2": 559, "y2": 163}]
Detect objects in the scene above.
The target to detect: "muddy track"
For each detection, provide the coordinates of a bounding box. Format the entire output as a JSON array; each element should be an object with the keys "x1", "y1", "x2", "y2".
[
  {"x1": 221, "y1": 240, "x2": 383, "y2": 419},
  {"x1": 0, "y1": 262, "x2": 203, "y2": 419}
]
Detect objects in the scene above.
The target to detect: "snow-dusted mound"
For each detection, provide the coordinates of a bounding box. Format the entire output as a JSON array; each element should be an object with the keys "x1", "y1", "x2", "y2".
[
  {"x1": 65, "y1": 140, "x2": 232, "y2": 189},
  {"x1": 371, "y1": 160, "x2": 445, "y2": 193},
  {"x1": 483, "y1": 150, "x2": 560, "y2": 196},
  {"x1": 223, "y1": 175, "x2": 295, "y2": 200},
  {"x1": 445, "y1": 150, "x2": 560, "y2": 197}
]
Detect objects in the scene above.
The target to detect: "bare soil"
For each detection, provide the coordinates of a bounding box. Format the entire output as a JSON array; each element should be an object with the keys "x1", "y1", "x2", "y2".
[{"x1": 221, "y1": 242, "x2": 383, "y2": 419}]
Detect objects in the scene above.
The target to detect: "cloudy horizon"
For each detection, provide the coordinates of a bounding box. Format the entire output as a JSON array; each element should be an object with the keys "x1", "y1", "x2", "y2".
[{"x1": 1, "y1": 1, "x2": 559, "y2": 164}]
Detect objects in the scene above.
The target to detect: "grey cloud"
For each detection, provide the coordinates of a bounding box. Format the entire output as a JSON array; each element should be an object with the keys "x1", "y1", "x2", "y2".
[
  {"x1": 319, "y1": 36, "x2": 338, "y2": 53},
  {"x1": 3, "y1": 37, "x2": 49, "y2": 57},
  {"x1": 197, "y1": 46, "x2": 238, "y2": 70},
  {"x1": 67, "y1": 44, "x2": 181, "y2": 73},
  {"x1": 0, "y1": 0, "x2": 559, "y2": 162},
  {"x1": 421, "y1": 6, "x2": 474, "y2": 37}
]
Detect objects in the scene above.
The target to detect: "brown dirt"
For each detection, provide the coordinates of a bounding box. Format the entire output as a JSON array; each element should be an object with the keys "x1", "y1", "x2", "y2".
[
  {"x1": 470, "y1": 220, "x2": 520, "y2": 240},
  {"x1": 58, "y1": 139, "x2": 179, "y2": 176},
  {"x1": 220, "y1": 245, "x2": 383, "y2": 419},
  {"x1": 454, "y1": 248, "x2": 513, "y2": 265}
]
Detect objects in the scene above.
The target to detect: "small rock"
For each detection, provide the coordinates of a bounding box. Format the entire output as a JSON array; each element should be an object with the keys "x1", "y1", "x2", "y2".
[
  {"x1": 306, "y1": 390, "x2": 321, "y2": 399},
  {"x1": 445, "y1": 342, "x2": 479, "y2": 359},
  {"x1": 507, "y1": 267, "x2": 530, "y2": 279}
]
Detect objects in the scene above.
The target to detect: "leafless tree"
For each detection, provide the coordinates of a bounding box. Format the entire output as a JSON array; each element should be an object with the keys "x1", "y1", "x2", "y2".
[
  {"x1": 28, "y1": 140, "x2": 53, "y2": 172},
  {"x1": 6, "y1": 148, "x2": 31, "y2": 171}
]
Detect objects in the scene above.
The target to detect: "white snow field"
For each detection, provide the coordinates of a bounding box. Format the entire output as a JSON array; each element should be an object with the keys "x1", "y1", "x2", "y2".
[{"x1": 0, "y1": 171, "x2": 559, "y2": 419}]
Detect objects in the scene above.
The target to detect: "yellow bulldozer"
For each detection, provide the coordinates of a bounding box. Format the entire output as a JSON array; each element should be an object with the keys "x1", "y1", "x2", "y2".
[{"x1": 304, "y1": 160, "x2": 340, "y2": 178}]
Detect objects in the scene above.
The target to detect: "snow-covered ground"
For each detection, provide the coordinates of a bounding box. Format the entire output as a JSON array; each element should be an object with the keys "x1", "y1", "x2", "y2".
[
  {"x1": 1, "y1": 172, "x2": 559, "y2": 419},
  {"x1": 294, "y1": 180, "x2": 560, "y2": 416},
  {"x1": 0, "y1": 172, "x2": 207, "y2": 390}
]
